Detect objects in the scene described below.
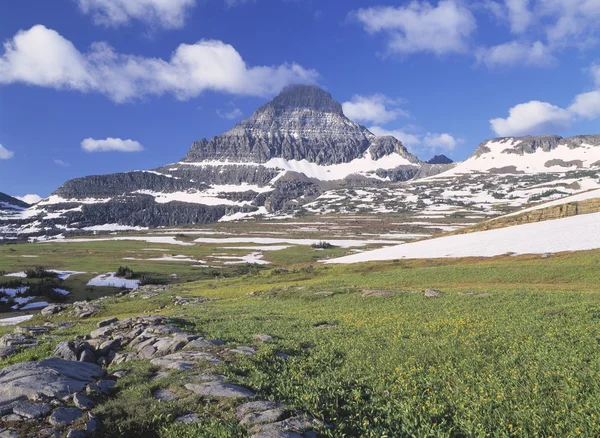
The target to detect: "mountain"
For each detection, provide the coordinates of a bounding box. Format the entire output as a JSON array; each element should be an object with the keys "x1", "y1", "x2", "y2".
[
  {"x1": 4, "y1": 85, "x2": 455, "y2": 235},
  {"x1": 446, "y1": 135, "x2": 600, "y2": 175},
  {"x1": 3, "y1": 87, "x2": 600, "y2": 239},
  {"x1": 0, "y1": 192, "x2": 29, "y2": 210},
  {"x1": 427, "y1": 154, "x2": 454, "y2": 165}
]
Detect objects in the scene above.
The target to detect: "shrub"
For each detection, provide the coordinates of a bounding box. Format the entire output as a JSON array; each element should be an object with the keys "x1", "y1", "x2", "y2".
[
  {"x1": 311, "y1": 241, "x2": 336, "y2": 249},
  {"x1": 25, "y1": 267, "x2": 58, "y2": 279},
  {"x1": 25, "y1": 280, "x2": 68, "y2": 302},
  {"x1": 139, "y1": 274, "x2": 159, "y2": 286},
  {"x1": 116, "y1": 266, "x2": 136, "y2": 279}
]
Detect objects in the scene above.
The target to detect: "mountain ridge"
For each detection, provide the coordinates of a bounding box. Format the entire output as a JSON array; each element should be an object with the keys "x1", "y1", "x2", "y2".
[{"x1": 1, "y1": 86, "x2": 599, "y2": 238}]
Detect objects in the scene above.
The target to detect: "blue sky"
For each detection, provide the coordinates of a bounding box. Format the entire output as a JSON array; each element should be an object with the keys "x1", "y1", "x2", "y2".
[{"x1": 1, "y1": 0, "x2": 599, "y2": 199}]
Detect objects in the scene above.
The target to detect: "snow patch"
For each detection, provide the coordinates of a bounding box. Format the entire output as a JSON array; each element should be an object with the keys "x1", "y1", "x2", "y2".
[{"x1": 327, "y1": 212, "x2": 600, "y2": 263}]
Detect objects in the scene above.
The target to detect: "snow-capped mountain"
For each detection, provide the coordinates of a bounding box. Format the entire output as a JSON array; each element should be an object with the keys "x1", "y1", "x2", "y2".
[
  {"x1": 2, "y1": 86, "x2": 600, "y2": 239},
  {"x1": 2, "y1": 85, "x2": 453, "y2": 235},
  {"x1": 443, "y1": 135, "x2": 600, "y2": 175},
  {"x1": 0, "y1": 192, "x2": 29, "y2": 213}
]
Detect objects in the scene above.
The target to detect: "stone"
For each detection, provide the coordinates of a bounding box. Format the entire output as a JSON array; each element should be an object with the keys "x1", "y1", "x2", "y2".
[
  {"x1": 38, "y1": 428, "x2": 61, "y2": 438},
  {"x1": 254, "y1": 334, "x2": 273, "y2": 342},
  {"x1": 424, "y1": 289, "x2": 442, "y2": 298},
  {"x1": 66, "y1": 430, "x2": 85, "y2": 438},
  {"x1": 73, "y1": 393, "x2": 94, "y2": 410},
  {"x1": 250, "y1": 415, "x2": 318, "y2": 435},
  {"x1": 41, "y1": 304, "x2": 66, "y2": 316},
  {"x1": 89, "y1": 326, "x2": 113, "y2": 339},
  {"x1": 48, "y1": 408, "x2": 83, "y2": 426},
  {"x1": 139, "y1": 344, "x2": 157, "y2": 359},
  {"x1": 1, "y1": 414, "x2": 22, "y2": 421},
  {"x1": 0, "y1": 347, "x2": 16, "y2": 360},
  {"x1": 97, "y1": 317, "x2": 118, "y2": 328},
  {"x1": 110, "y1": 352, "x2": 137, "y2": 365},
  {"x1": 184, "y1": 373, "x2": 226, "y2": 383},
  {"x1": 150, "y1": 351, "x2": 221, "y2": 370},
  {"x1": 85, "y1": 383, "x2": 101, "y2": 396},
  {"x1": 175, "y1": 413, "x2": 200, "y2": 424},
  {"x1": 98, "y1": 339, "x2": 121, "y2": 357},
  {"x1": 184, "y1": 381, "x2": 255, "y2": 399},
  {"x1": 230, "y1": 346, "x2": 256, "y2": 356},
  {"x1": 54, "y1": 341, "x2": 80, "y2": 361},
  {"x1": 250, "y1": 432, "x2": 304, "y2": 438},
  {"x1": 183, "y1": 339, "x2": 213, "y2": 350},
  {"x1": 110, "y1": 370, "x2": 129, "y2": 379},
  {"x1": 240, "y1": 409, "x2": 289, "y2": 426},
  {"x1": 96, "y1": 379, "x2": 116, "y2": 394},
  {"x1": 236, "y1": 401, "x2": 284, "y2": 421},
  {"x1": 0, "y1": 359, "x2": 105, "y2": 399},
  {"x1": 0, "y1": 430, "x2": 20, "y2": 438},
  {"x1": 84, "y1": 416, "x2": 99, "y2": 433},
  {"x1": 153, "y1": 388, "x2": 178, "y2": 401},
  {"x1": 0, "y1": 395, "x2": 27, "y2": 416},
  {"x1": 78, "y1": 349, "x2": 96, "y2": 364},
  {"x1": 12, "y1": 402, "x2": 51, "y2": 419}
]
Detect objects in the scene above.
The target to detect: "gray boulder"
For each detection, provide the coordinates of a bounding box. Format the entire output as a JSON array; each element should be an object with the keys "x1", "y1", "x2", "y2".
[{"x1": 0, "y1": 358, "x2": 105, "y2": 399}]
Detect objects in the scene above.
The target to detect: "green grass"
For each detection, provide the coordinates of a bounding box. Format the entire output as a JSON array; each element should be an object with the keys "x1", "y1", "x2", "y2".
[{"x1": 3, "y1": 241, "x2": 600, "y2": 437}]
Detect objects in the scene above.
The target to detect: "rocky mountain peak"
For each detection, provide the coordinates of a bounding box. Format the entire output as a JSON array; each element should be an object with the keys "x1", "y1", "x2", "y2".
[
  {"x1": 184, "y1": 85, "x2": 407, "y2": 165},
  {"x1": 256, "y1": 84, "x2": 343, "y2": 115},
  {"x1": 427, "y1": 154, "x2": 453, "y2": 165}
]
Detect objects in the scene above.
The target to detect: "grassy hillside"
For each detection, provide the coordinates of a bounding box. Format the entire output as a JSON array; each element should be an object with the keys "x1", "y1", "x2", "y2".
[{"x1": 2, "y1": 246, "x2": 600, "y2": 437}]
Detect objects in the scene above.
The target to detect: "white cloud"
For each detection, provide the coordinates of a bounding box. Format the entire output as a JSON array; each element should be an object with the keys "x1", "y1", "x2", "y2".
[
  {"x1": 342, "y1": 94, "x2": 408, "y2": 124},
  {"x1": 568, "y1": 90, "x2": 600, "y2": 119},
  {"x1": 76, "y1": 0, "x2": 196, "y2": 29},
  {"x1": 353, "y1": 1, "x2": 477, "y2": 55},
  {"x1": 0, "y1": 144, "x2": 14, "y2": 160},
  {"x1": 54, "y1": 159, "x2": 70, "y2": 167},
  {"x1": 505, "y1": 0, "x2": 533, "y2": 33},
  {"x1": 0, "y1": 25, "x2": 318, "y2": 103},
  {"x1": 490, "y1": 100, "x2": 575, "y2": 136},
  {"x1": 16, "y1": 194, "x2": 42, "y2": 204},
  {"x1": 369, "y1": 125, "x2": 461, "y2": 155},
  {"x1": 591, "y1": 64, "x2": 600, "y2": 87},
  {"x1": 539, "y1": 0, "x2": 600, "y2": 46},
  {"x1": 491, "y1": 62, "x2": 600, "y2": 137},
  {"x1": 477, "y1": 41, "x2": 555, "y2": 68},
  {"x1": 423, "y1": 132, "x2": 461, "y2": 151},
  {"x1": 369, "y1": 126, "x2": 421, "y2": 146},
  {"x1": 217, "y1": 107, "x2": 243, "y2": 120},
  {"x1": 81, "y1": 137, "x2": 144, "y2": 153}
]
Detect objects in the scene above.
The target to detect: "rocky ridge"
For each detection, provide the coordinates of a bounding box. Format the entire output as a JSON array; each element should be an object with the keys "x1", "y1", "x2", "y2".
[{"x1": 0, "y1": 286, "x2": 325, "y2": 437}]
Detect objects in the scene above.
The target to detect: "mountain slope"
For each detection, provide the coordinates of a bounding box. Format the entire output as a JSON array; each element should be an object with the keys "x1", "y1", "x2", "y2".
[
  {"x1": 4, "y1": 85, "x2": 445, "y2": 235},
  {"x1": 442, "y1": 135, "x2": 600, "y2": 175}
]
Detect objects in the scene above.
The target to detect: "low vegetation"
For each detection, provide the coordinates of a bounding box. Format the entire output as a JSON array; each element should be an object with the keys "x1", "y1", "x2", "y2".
[{"x1": 2, "y1": 243, "x2": 600, "y2": 436}]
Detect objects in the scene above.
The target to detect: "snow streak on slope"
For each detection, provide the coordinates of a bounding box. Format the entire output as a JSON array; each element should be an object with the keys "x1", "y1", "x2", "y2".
[
  {"x1": 502, "y1": 189, "x2": 600, "y2": 217},
  {"x1": 439, "y1": 138, "x2": 600, "y2": 176},
  {"x1": 326, "y1": 212, "x2": 600, "y2": 263}
]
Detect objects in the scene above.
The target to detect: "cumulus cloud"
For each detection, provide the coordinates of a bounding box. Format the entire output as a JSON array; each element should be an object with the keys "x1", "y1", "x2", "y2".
[
  {"x1": 505, "y1": 0, "x2": 533, "y2": 33},
  {"x1": 16, "y1": 194, "x2": 42, "y2": 204},
  {"x1": 54, "y1": 159, "x2": 70, "y2": 167},
  {"x1": 490, "y1": 101, "x2": 571, "y2": 136},
  {"x1": 352, "y1": 1, "x2": 477, "y2": 55},
  {"x1": 342, "y1": 94, "x2": 408, "y2": 124},
  {"x1": 591, "y1": 64, "x2": 600, "y2": 87},
  {"x1": 217, "y1": 106, "x2": 243, "y2": 120},
  {"x1": 81, "y1": 137, "x2": 144, "y2": 153},
  {"x1": 423, "y1": 132, "x2": 461, "y2": 150},
  {"x1": 76, "y1": 0, "x2": 196, "y2": 29},
  {"x1": 0, "y1": 144, "x2": 14, "y2": 160},
  {"x1": 477, "y1": 41, "x2": 555, "y2": 68},
  {"x1": 369, "y1": 126, "x2": 422, "y2": 147},
  {"x1": 0, "y1": 25, "x2": 319, "y2": 103},
  {"x1": 369, "y1": 125, "x2": 461, "y2": 155}
]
